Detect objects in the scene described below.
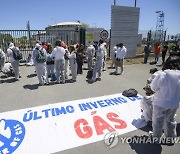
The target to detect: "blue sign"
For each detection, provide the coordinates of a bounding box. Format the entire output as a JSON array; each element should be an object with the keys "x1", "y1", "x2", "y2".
[{"x1": 0, "y1": 119, "x2": 25, "y2": 154}]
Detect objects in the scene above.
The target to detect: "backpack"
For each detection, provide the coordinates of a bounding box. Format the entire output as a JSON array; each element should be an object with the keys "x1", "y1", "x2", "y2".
[
  {"x1": 46, "y1": 53, "x2": 54, "y2": 65},
  {"x1": 122, "y1": 88, "x2": 138, "y2": 97},
  {"x1": 76, "y1": 53, "x2": 83, "y2": 64},
  {"x1": 51, "y1": 72, "x2": 57, "y2": 81},
  {"x1": 12, "y1": 48, "x2": 22, "y2": 60},
  {"x1": 36, "y1": 49, "x2": 46, "y2": 63},
  {"x1": 86, "y1": 70, "x2": 93, "y2": 80}
]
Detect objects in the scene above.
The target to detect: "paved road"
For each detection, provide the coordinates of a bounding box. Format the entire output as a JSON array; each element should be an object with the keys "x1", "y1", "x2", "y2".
[{"x1": 0, "y1": 62, "x2": 180, "y2": 154}]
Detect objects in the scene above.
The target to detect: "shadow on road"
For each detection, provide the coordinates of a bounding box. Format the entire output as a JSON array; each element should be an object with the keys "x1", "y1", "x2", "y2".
[
  {"x1": 27, "y1": 74, "x2": 37, "y2": 78},
  {"x1": 23, "y1": 84, "x2": 39, "y2": 90},
  {"x1": 0, "y1": 78, "x2": 17, "y2": 83},
  {"x1": 176, "y1": 123, "x2": 180, "y2": 137},
  {"x1": 129, "y1": 135, "x2": 162, "y2": 154}
]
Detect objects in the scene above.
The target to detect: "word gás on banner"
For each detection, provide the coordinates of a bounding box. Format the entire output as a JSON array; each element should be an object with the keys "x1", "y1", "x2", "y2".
[
  {"x1": 74, "y1": 111, "x2": 127, "y2": 139},
  {"x1": 0, "y1": 93, "x2": 146, "y2": 154}
]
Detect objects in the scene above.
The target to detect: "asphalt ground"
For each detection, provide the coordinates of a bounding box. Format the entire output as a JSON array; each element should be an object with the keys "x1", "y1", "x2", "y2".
[{"x1": 0, "y1": 60, "x2": 180, "y2": 154}]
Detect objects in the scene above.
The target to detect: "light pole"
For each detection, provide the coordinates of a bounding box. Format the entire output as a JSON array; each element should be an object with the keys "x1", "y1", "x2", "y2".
[{"x1": 134, "y1": 0, "x2": 137, "y2": 7}]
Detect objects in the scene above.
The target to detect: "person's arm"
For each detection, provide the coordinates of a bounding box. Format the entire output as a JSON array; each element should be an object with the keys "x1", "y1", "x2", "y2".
[
  {"x1": 150, "y1": 72, "x2": 164, "y2": 92},
  {"x1": 121, "y1": 48, "x2": 127, "y2": 59}
]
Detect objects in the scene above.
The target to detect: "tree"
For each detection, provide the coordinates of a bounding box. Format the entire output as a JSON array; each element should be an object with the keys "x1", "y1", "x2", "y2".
[{"x1": 81, "y1": 23, "x2": 89, "y2": 29}]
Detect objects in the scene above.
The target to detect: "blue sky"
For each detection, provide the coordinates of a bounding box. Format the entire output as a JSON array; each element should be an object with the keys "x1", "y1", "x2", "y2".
[{"x1": 0, "y1": 0, "x2": 179, "y2": 35}]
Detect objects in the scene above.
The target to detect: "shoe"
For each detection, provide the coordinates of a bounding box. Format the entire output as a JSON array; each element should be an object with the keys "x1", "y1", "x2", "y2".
[
  {"x1": 89, "y1": 79, "x2": 95, "y2": 83},
  {"x1": 96, "y1": 78, "x2": 101, "y2": 81},
  {"x1": 61, "y1": 81, "x2": 65, "y2": 84},
  {"x1": 38, "y1": 83, "x2": 43, "y2": 86},
  {"x1": 56, "y1": 81, "x2": 60, "y2": 84},
  {"x1": 45, "y1": 82, "x2": 49, "y2": 85}
]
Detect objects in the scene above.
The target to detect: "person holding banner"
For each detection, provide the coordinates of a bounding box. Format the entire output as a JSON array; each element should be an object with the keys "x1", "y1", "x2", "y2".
[{"x1": 150, "y1": 55, "x2": 180, "y2": 144}]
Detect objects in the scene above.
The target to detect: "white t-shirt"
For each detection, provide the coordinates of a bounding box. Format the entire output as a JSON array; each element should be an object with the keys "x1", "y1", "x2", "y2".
[
  {"x1": 52, "y1": 46, "x2": 65, "y2": 60},
  {"x1": 150, "y1": 69, "x2": 180, "y2": 109},
  {"x1": 115, "y1": 46, "x2": 127, "y2": 59}
]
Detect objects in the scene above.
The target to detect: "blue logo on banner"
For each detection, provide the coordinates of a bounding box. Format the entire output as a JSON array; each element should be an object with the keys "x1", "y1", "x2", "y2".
[{"x1": 0, "y1": 119, "x2": 25, "y2": 154}]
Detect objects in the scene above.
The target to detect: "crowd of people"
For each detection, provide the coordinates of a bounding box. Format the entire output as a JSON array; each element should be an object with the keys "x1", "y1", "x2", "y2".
[
  {"x1": 143, "y1": 42, "x2": 180, "y2": 65},
  {"x1": 0, "y1": 39, "x2": 127, "y2": 85},
  {"x1": 0, "y1": 39, "x2": 180, "y2": 146}
]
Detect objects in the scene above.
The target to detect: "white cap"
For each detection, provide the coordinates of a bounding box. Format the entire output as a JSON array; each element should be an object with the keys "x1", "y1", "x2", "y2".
[
  {"x1": 102, "y1": 42, "x2": 107, "y2": 46},
  {"x1": 113, "y1": 46, "x2": 117, "y2": 51},
  {"x1": 9, "y1": 43, "x2": 14, "y2": 49},
  {"x1": 35, "y1": 43, "x2": 41, "y2": 49}
]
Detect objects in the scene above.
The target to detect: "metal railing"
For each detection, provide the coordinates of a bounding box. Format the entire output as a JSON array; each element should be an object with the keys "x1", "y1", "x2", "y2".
[{"x1": 0, "y1": 29, "x2": 86, "y2": 62}]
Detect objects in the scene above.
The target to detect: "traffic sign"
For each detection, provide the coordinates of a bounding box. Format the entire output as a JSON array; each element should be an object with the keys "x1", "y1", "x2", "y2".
[{"x1": 100, "y1": 30, "x2": 109, "y2": 40}]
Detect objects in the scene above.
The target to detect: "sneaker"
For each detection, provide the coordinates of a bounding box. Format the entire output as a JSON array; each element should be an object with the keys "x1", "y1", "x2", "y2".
[
  {"x1": 56, "y1": 81, "x2": 60, "y2": 84},
  {"x1": 96, "y1": 78, "x2": 101, "y2": 81},
  {"x1": 61, "y1": 81, "x2": 65, "y2": 84}
]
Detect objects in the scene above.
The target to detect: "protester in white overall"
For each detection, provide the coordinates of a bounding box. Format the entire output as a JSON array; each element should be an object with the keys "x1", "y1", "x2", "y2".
[
  {"x1": 150, "y1": 56, "x2": 180, "y2": 143},
  {"x1": 0, "y1": 48, "x2": 5, "y2": 72},
  {"x1": 102, "y1": 42, "x2": 107, "y2": 71},
  {"x1": 91, "y1": 40, "x2": 105, "y2": 82},
  {"x1": 46, "y1": 43, "x2": 54, "y2": 83},
  {"x1": 52, "y1": 40, "x2": 65, "y2": 84},
  {"x1": 115, "y1": 43, "x2": 127, "y2": 75},
  {"x1": 26, "y1": 53, "x2": 34, "y2": 66},
  {"x1": 2, "y1": 62, "x2": 13, "y2": 77},
  {"x1": 111, "y1": 45, "x2": 117, "y2": 68},
  {"x1": 86, "y1": 45, "x2": 95, "y2": 70},
  {"x1": 140, "y1": 84, "x2": 154, "y2": 122},
  {"x1": 64, "y1": 48, "x2": 70, "y2": 79},
  {"x1": 7, "y1": 43, "x2": 21, "y2": 80},
  {"x1": 32, "y1": 43, "x2": 48, "y2": 85},
  {"x1": 69, "y1": 45, "x2": 77, "y2": 82}
]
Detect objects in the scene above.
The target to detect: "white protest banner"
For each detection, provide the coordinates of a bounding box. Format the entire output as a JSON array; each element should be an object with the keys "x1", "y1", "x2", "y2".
[{"x1": 0, "y1": 93, "x2": 146, "y2": 154}]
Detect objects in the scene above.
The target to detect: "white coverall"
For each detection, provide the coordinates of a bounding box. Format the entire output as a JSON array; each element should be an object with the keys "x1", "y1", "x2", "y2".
[
  {"x1": 52, "y1": 46, "x2": 65, "y2": 83},
  {"x1": 0, "y1": 49, "x2": 5, "y2": 71},
  {"x1": 150, "y1": 70, "x2": 180, "y2": 139},
  {"x1": 7, "y1": 43, "x2": 21, "y2": 80},
  {"x1": 92, "y1": 44, "x2": 105, "y2": 81},
  {"x1": 69, "y1": 51, "x2": 77, "y2": 81},
  {"x1": 140, "y1": 95, "x2": 154, "y2": 122},
  {"x1": 86, "y1": 45, "x2": 95, "y2": 70},
  {"x1": 33, "y1": 44, "x2": 47, "y2": 85},
  {"x1": 111, "y1": 46, "x2": 117, "y2": 67},
  {"x1": 64, "y1": 49, "x2": 70, "y2": 79}
]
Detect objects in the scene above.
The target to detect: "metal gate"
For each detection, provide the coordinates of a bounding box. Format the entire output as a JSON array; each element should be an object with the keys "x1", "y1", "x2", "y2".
[{"x1": 0, "y1": 29, "x2": 86, "y2": 61}]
